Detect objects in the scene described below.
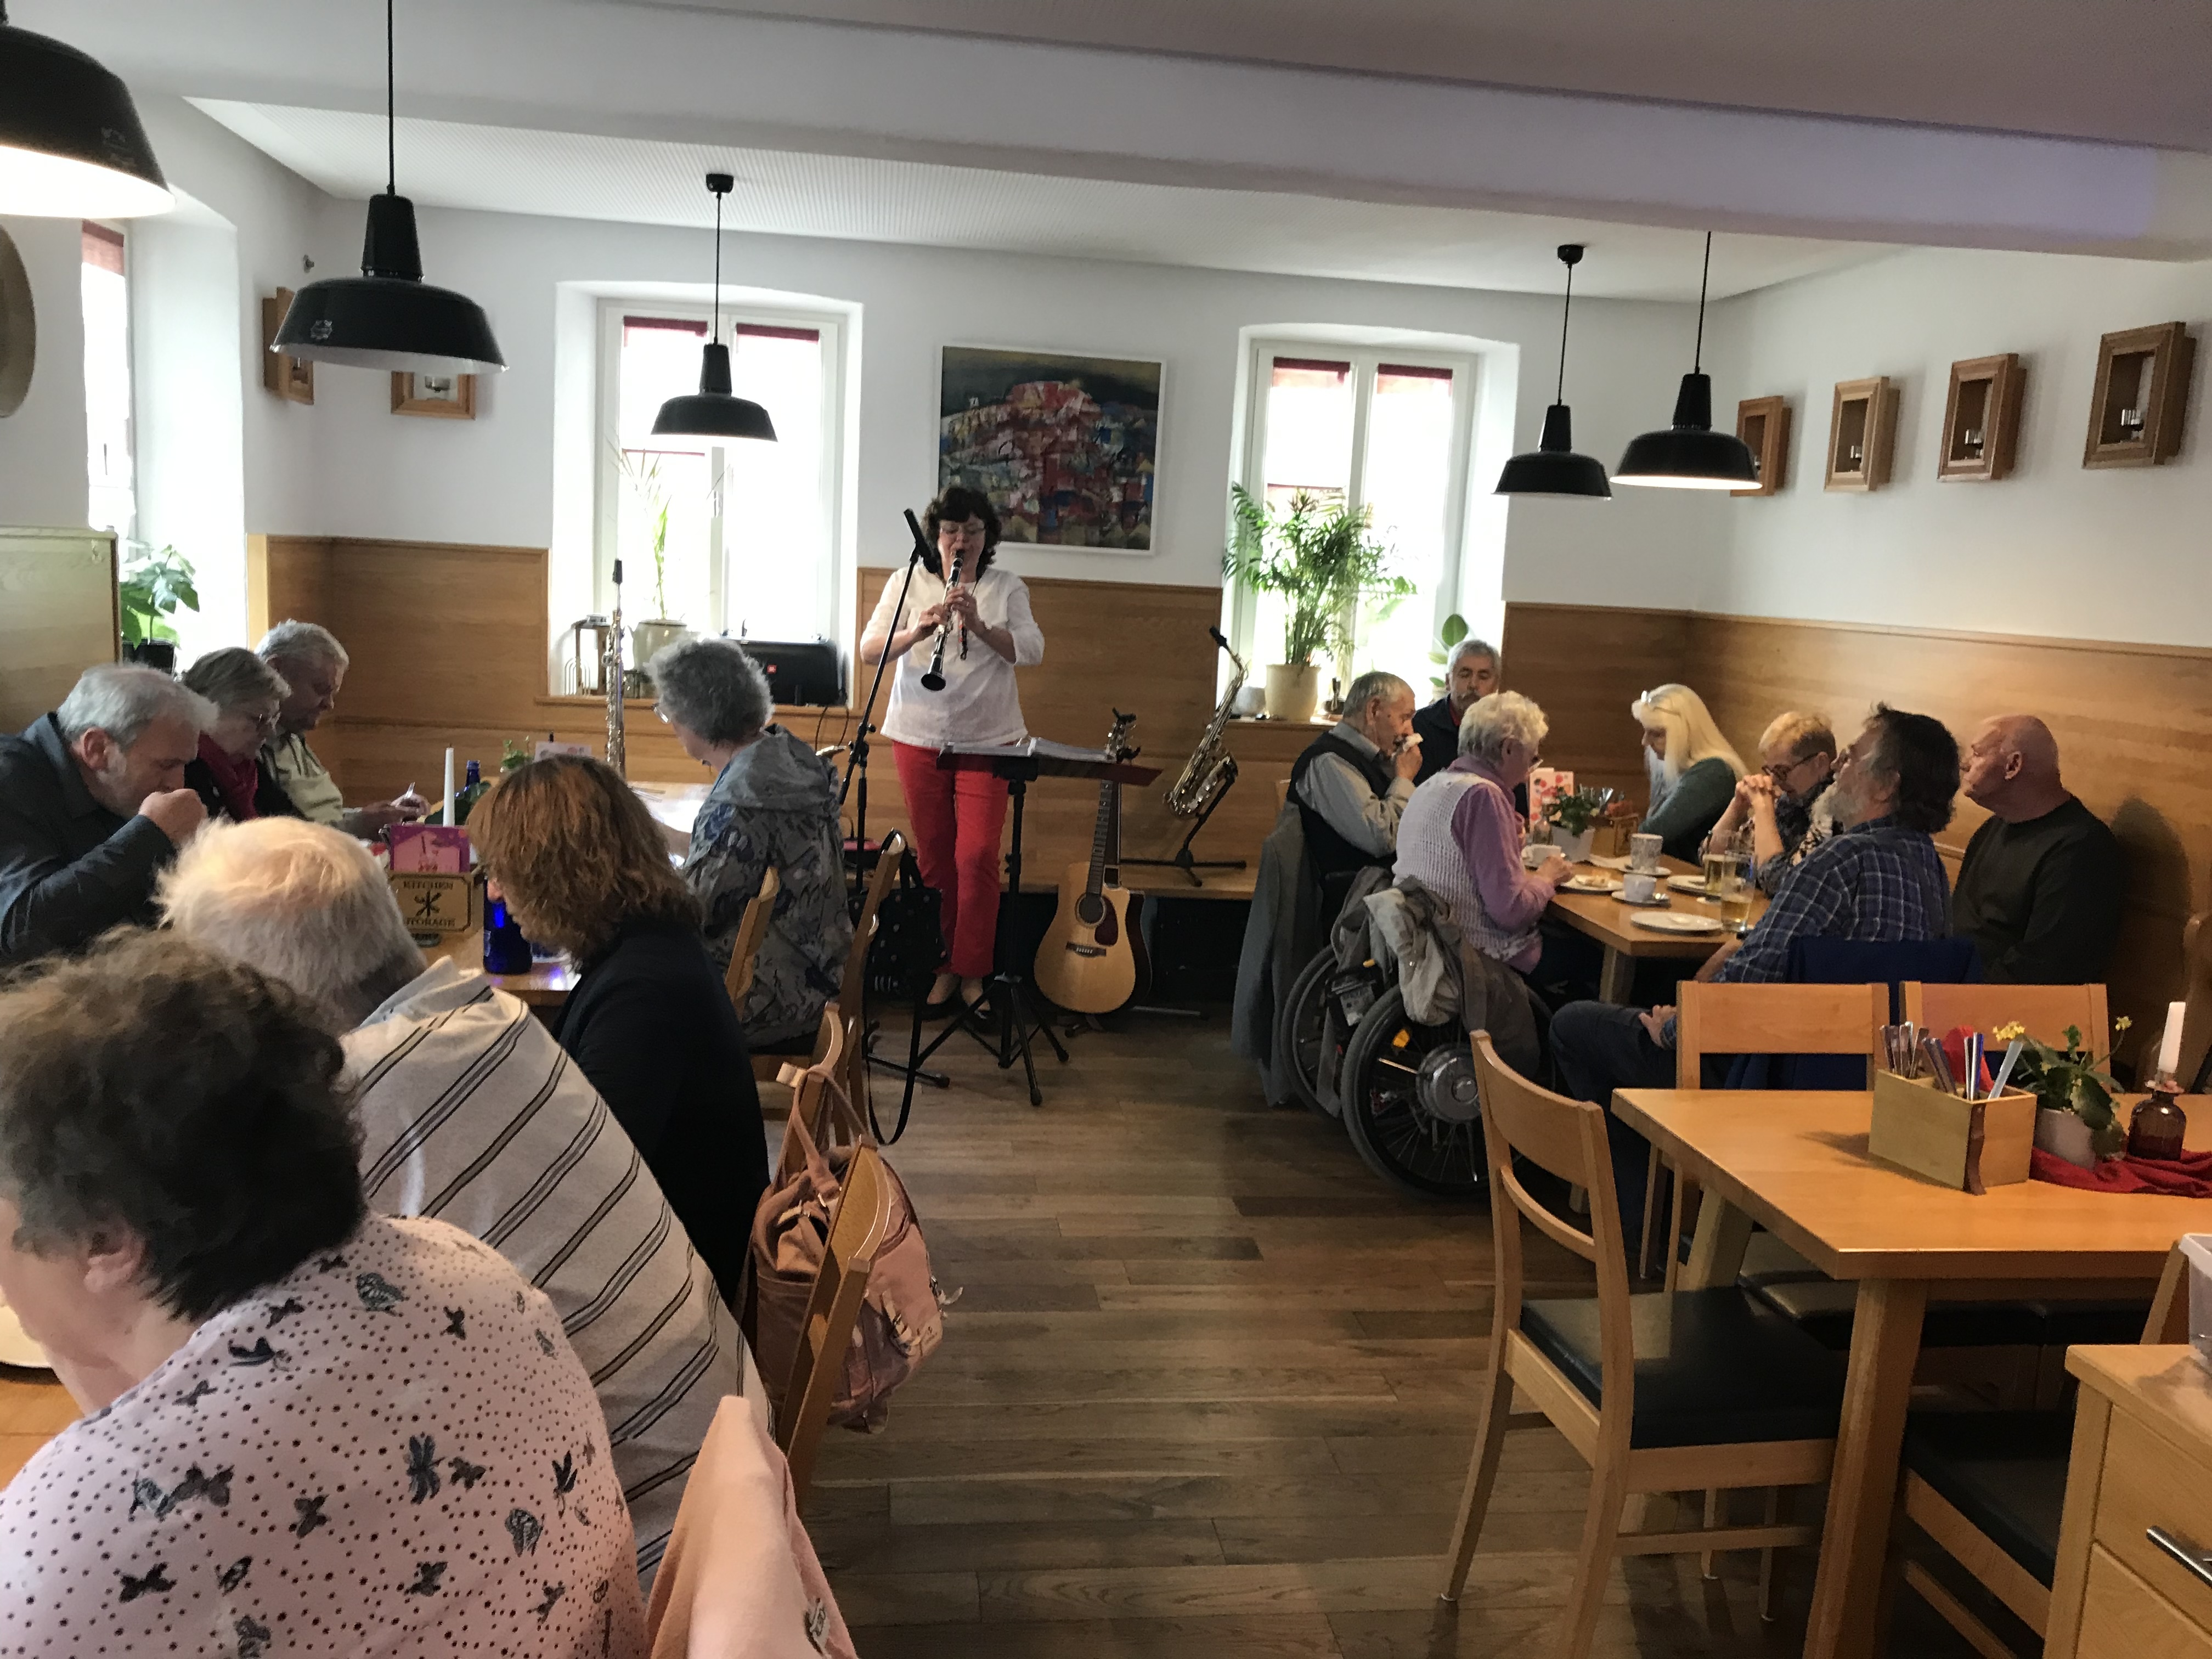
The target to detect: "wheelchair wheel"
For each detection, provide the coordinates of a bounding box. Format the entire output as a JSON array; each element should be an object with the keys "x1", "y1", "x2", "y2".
[
  {"x1": 1274, "y1": 950, "x2": 1338, "y2": 1116},
  {"x1": 1338, "y1": 987, "x2": 1487, "y2": 1200}
]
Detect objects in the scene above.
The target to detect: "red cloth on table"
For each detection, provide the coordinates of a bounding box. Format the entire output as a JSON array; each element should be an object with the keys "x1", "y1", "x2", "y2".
[{"x1": 2030, "y1": 1146, "x2": 2212, "y2": 1197}]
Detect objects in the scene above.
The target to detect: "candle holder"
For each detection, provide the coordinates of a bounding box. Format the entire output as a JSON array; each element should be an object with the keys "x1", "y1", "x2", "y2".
[
  {"x1": 1825, "y1": 375, "x2": 1898, "y2": 490},
  {"x1": 1939, "y1": 353, "x2": 2024, "y2": 482},
  {"x1": 2084, "y1": 321, "x2": 2193, "y2": 469}
]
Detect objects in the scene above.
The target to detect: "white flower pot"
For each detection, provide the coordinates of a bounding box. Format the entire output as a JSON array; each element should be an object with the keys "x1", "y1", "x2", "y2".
[
  {"x1": 630, "y1": 619, "x2": 692, "y2": 670},
  {"x1": 2034, "y1": 1107, "x2": 2099, "y2": 1170},
  {"x1": 1551, "y1": 826, "x2": 1595, "y2": 864},
  {"x1": 1264, "y1": 663, "x2": 1321, "y2": 723}
]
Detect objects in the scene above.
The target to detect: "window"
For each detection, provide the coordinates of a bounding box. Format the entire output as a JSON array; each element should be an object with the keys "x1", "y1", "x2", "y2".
[
  {"x1": 1234, "y1": 342, "x2": 1477, "y2": 683},
  {"x1": 598, "y1": 303, "x2": 840, "y2": 642},
  {"x1": 82, "y1": 222, "x2": 134, "y2": 540}
]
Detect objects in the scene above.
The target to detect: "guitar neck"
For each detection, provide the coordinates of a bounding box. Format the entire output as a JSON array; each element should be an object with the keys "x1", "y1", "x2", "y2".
[{"x1": 1085, "y1": 779, "x2": 1113, "y2": 896}]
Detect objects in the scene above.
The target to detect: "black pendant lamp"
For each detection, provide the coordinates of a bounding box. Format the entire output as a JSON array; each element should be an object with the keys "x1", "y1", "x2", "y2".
[
  {"x1": 0, "y1": 3, "x2": 171, "y2": 217},
  {"x1": 652, "y1": 173, "x2": 776, "y2": 444},
  {"x1": 1496, "y1": 243, "x2": 1609, "y2": 499},
  {"x1": 273, "y1": 0, "x2": 503, "y2": 376},
  {"x1": 1613, "y1": 232, "x2": 1756, "y2": 490}
]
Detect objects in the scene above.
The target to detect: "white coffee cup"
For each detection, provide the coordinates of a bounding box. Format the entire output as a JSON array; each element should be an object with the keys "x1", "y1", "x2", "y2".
[
  {"x1": 1521, "y1": 842, "x2": 1555, "y2": 869},
  {"x1": 1629, "y1": 832, "x2": 1664, "y2": 873},
  {"x1": 1621, "y1": 870, "x2": 1661, "y2": 904}
]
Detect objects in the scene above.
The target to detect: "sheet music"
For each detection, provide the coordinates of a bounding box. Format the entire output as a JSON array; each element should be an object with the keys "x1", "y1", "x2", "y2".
[{"x1": 939, "y1": 737, "x2": 1108, "y2": 763}]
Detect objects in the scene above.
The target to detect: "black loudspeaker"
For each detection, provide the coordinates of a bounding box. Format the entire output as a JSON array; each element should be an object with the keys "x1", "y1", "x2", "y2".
[{"x1": 738, "y1": 638, "x2": 842, "y2": 707}]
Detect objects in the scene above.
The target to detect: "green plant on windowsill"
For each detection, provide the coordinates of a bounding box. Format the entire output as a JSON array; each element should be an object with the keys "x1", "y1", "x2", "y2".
[
  {"x1": 118, "y1": 541, "x2": 199, "y2": 654},
  {"x1": 1427, "y1": 612, "x2": 1469, "y2": 695},
  {"x1": 1221, "y1": 484, "x2": 1410, "y2": 668},
  {"x1": 1543, "y1": 786, "x2": 1612, "y2": 838},
  {"x1": 612, "y1": 444, "x2": 678, "y2": 624},
  {"x1": 1991, "y1": 1016, "x2": 2132, "y2": 1158}
]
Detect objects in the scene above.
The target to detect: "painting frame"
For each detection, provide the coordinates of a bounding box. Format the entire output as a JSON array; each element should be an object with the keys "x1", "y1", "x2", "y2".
[
  {"x1": 391, "y1": 370, "x2": 477, "y2": 420},
  {"x1": 937, "y1": 343, "x2": 1162, "y2": 554}
]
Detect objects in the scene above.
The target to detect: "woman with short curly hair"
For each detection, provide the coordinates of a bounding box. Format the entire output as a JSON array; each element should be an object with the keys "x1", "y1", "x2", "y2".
[
  {"x1": 469, "y1": 755, "x2": 766, "y2": 1297},
  {"x1": 648, "y1": 635, "x2": 852, "y2": 1054}
]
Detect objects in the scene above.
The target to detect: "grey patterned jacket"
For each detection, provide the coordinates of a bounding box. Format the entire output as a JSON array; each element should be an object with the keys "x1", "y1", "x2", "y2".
[{"x1": 683, "y1": 725, "x2": 853, "y2": 1050}]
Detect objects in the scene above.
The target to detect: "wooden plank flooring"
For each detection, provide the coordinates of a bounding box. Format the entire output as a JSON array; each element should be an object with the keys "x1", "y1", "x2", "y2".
[{"x1": 816, "y1": 1009, "x2": 1979, "y2": 1658}]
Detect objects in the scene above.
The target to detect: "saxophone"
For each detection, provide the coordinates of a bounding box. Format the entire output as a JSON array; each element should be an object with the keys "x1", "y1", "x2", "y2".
[{"x1": 1166, "y1": 627, "x2": 1245, "y2": 817}]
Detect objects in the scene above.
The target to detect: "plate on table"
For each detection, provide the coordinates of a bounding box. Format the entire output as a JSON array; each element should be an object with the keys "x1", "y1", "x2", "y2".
[
  {"x1": 1632, "y1": 911, "x2": 1726, "y2": 934},
  {"x1": 1667, "y1": 874, "x2": 1711, "y2": 894},
  {"x1": 0, "y1": 1302, "x2": 50, "y2": 1372},
  {"x1": 1614, "y1": 890, "x2": 1671, "y2": 907},
  {"x1": 1562, "y1": 873, "x2": 1621, "y2": 894}
]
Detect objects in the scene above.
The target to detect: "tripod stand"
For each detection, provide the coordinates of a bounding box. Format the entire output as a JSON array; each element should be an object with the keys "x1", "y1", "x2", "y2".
[{"x1": 1121, "y1": 782, "x2": 1246, "y2": 888}]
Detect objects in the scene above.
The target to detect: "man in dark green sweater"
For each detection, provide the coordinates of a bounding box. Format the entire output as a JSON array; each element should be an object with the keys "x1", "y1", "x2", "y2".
[{"x1": 1951, "y1": 715, "x2": 2124, "y2": 983}]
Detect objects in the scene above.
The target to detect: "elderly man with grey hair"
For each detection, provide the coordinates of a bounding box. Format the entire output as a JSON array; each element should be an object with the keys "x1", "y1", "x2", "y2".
[
  {"x1": 256, "y1": 618, "x2": 427, "y2": 835},
  {"x1": 0, "y1": 662, "x2": 211, "y2": 964},
  {"x1": 159, "y1": 815, "x2": 746, "y2": 1588},
  {"x1": 1412, "y1": 635, "x2": 1500, "y2": 786},
  {"x1": 650, "y1": 635, "x2": 852, "y2": 1052}
]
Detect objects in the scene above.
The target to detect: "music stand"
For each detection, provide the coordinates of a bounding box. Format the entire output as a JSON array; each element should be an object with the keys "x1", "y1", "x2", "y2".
[{"x1": 904, "y1": 743, "x2": 1159, "y2": 1107}]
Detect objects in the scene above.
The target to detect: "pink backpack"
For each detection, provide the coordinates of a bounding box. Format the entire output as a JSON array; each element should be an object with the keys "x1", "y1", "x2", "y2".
[{"x1": 746, "y1": 1081, "x2": 945, "y2": 1431}]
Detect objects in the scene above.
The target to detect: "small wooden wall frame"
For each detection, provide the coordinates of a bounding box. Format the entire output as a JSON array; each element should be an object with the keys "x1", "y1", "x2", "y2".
[
  {"x1": 2083, "y1": 321, "x2": 2193, "y2": 469},
  {"x1": 259, "y1": 289, "x2": 313, "y2": 404},
  {"x1": 1733, "y1": 396, "x2": 1791, "y2": 495},
  {"x1": 1937, "y1": 352, "x2": 2025, "y2": 483},
  {"x1": 391, "y1": 370, "x2": 477, "y2": 420},
  {"x1": 1825, "y1": 375, "x2": 1899, "y2": 492}
]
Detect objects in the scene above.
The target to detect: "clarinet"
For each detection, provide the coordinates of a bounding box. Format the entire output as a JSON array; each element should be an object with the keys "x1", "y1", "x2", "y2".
[{"x1": 917, "y1": 548, "x2": 963, "y2": 692}]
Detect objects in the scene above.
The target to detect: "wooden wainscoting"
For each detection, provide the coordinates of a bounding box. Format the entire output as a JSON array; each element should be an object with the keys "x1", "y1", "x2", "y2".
[
  {"x1": 1, "y1": 527, "x2": 118, "y2": 731},
  {"x1": 1503, "y1": 600, "x2": 2212, "y2": 1065},
  {"x1": 246, "y1": 537, "x2": 1300, "y2": 895}
]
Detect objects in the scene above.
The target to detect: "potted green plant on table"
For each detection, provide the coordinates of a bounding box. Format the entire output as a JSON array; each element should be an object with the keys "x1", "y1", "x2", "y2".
[
  {"x1": 1222, "y1": 484, "x2": 1410, "y2": 722},
  {"x1": 1992, "y1": 1016, "x2": 2132, "y2": 1167},
  {"x1": 117, "y1": 542, "x2": 199, "y2": 672},
  {"x1": 613, "y1": 446, "x2": 692, "y2": 670},
  {"x1": 1542, "y1": 786, "x2": 1612, "y2": 864}
]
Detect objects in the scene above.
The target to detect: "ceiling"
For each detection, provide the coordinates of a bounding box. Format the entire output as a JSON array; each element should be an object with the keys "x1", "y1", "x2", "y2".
[
  {"x1": 634, "y1": 0, "x2": 2212, "y2": 154},
  {"x1": 196, "y1": 101, "x2": 1893, "y2": 301}
]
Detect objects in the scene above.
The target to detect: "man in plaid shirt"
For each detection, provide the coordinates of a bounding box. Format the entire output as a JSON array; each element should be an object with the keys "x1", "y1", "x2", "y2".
[{"x1": 1550, "y1": 706, "x2": 1961, "y2": 1245}]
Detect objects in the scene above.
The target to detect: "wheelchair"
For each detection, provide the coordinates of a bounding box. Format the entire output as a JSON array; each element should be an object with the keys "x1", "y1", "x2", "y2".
[{"x1": 1274, "y1": 944, "x2": 1486, "y2": 1201}]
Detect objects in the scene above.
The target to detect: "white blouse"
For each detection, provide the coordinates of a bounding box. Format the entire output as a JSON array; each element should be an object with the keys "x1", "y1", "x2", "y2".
[{"x1": 864, "y1": 562, "x2": 1045, "y2": 749}]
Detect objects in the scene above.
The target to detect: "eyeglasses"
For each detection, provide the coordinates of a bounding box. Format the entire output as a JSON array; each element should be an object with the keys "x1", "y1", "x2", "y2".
[{"x1": 250, "y1": 709, "x2": 283, "y2": 732}]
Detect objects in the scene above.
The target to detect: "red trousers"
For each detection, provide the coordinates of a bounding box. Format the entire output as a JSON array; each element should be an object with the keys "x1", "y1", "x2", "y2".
[{"x1": 893, "y1": 741, "x2": 1011, "y2": 980}]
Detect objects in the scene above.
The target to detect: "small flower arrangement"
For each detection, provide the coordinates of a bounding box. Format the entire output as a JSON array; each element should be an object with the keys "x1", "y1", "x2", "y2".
[
  {"x1": 1993, "y1": 1016, "x2": 2132, "y2": 1159},
  {"x1": 1544, "y1": 786, "x2": 1613, "y2": 837}
]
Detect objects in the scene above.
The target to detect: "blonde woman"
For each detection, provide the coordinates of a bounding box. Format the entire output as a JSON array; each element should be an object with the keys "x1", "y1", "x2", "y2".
[{"x1": 1630, "y1": 684, "x2": 1746, "y2": 861}]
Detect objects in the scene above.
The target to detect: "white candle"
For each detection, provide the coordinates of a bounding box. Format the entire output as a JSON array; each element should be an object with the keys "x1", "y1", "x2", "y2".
[
  {"x1": 2158, "y1": 1000, "x2": 2187, "y2": 1079},
  {"x1": 442, "y1": 747, "x2": 455, "y2": 828}
]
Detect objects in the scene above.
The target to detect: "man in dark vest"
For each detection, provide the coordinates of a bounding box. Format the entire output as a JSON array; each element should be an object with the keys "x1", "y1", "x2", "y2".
[
  {"x1": 1232, "y1": 670, "x2": 1419, "y2": 1101},
  {"x1": 1413, "y1": 637, "x2": 1498, "y2": 786}
]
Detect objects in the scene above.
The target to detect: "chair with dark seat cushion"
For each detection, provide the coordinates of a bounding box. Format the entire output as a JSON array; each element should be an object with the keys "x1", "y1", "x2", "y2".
[
  {"x1": 1749, "y1": 1279, "x2": 2047, "y2": 1352},
  {"x1": 1895, "y1": 1410, "x2": 2074, "y2": 1652},
  {"x1": 1441, "y1": 1036, "x2": 1843, "y2": 1659},
  {"x1": 1520, "y1": 1288, "x2": 1844, "y2": 1449}
]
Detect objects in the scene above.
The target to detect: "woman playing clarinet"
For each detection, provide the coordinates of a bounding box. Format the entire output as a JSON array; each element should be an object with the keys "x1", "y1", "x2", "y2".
[{"x1": 859, "y1": 487, "x2": 1045, "y2": 1017}]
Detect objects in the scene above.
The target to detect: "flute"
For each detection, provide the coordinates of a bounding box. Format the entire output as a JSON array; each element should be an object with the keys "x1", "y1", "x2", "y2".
[{"x1": 918, "y1": 549, "x2": 963, "y2": 692}]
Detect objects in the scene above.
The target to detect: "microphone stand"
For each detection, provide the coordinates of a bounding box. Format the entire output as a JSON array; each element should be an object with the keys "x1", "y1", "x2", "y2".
[{"x1": 837, "y1": 509, "x2": 934, "y2": 871}]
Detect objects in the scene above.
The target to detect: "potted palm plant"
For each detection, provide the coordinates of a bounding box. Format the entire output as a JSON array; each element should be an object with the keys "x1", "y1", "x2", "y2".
[
  {"x1": 1223, "y1": 485, "x2": 1410, "y2": 721},
  {"x1": 613, "y1": 445, "x2": 692, "y2": 669}
]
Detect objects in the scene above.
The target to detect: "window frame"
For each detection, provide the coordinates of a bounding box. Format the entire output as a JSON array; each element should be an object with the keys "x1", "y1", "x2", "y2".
[
  {"x1": 592, "y1": 297, "x2": 847, "y2": 641},
  {"x1": 1228, "y1": 337, "x2": 1480, "y2": 676},
  {"x1": 81, "y1": 219, "x2": 136, "y2": 543}
]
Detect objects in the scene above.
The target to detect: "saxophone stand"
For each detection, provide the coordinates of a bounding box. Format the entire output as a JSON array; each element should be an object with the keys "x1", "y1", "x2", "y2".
[{"x1": 1121, "y1": 783, "x2": 1246, "y2": 889}]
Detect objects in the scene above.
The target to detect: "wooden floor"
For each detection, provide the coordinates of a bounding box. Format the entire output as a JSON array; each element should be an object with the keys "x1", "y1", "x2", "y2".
[{"x1": 810, "y1": 1009, "x2": 1979, "y2": 1658}]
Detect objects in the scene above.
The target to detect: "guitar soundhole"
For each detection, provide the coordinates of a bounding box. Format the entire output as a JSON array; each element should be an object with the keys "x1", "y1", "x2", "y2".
[{"x1": 1076, "y1": 894, "x2": 1105, "y2": 927}]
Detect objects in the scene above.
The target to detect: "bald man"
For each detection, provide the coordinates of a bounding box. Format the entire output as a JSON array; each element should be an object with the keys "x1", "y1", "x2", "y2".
[{"x1": 1951, "y1": 715, "x2": 2124, "y2": 983}]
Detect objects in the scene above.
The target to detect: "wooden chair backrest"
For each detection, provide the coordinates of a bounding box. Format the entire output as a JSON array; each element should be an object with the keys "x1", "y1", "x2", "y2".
[
  {"x1": 2146, "y1": 1242, "x2": 2193, "y2": 1346},
  {"x1": 775, "y1": 1141, "x2": 890, "y2": 1506},
  {"x1": 721, "y1": 866, "x2": 782, "y2": 1011},
  {"x1": 1674, "y1": 980, "x2": 1888, "y2": 1090},
  {"x1": 840, "y1": 831, "x2": 905, "y2": 1022},
  {"x1": 1901, "y1": 982, "x2": 2111, "y2": 1051},
  {"x1": 777, "y1": 1006, "x2": 864, "y2": 1181},
  {"x1": 1470, "y1": 1032, "x2": 1636, "y2": 1422}
]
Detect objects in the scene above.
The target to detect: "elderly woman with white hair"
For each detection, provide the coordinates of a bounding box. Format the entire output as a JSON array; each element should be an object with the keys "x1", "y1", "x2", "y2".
[
  {"x1": 1394, "y1": 692, "x2": 1574, "y2": 973},
  {"x1": 180, "y1": 646, "x2": 299, "y2": 822},
  {"x1": 1631, "y1": 683, "x2": 1747, "y2": 862},
  {"x1": 649, "y1": 636, "x2": 852, "y2": 1053}
]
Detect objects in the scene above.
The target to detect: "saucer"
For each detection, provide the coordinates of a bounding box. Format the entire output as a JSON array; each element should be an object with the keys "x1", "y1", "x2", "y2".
[
  {"x1": 1562, "y1": 874, "x2": 1621, "y2": 894},
  {"x1": 1614, "y1": 890, "x2": 1671, "y2": 908},
  {"x1": 1667, "y1": 874, "x2": 1710, "y2": 894},
  {"x1": 1632, "y1": 911, "x2": 1726, "y2": 934}
]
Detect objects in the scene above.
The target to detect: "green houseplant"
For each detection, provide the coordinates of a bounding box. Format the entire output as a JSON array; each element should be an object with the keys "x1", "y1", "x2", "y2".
[
  {"x1": 1428, "y1": 612, "x2": 1469, "y2": 695},
  {"x1": 117, "y1": 542, "x2": 199, "y2": 670},
  {"x1": 612, "y1": 445, "x2": 692, "y2": 666},
  {"x1": 1222, "y1": 484, "x2": 1411, "y2": 720},
  {"x1": 1542, "y1": 785, "x2": 1611, "y2": 862},
  {"x1": 1991, "y1": 1016, "x2": 2131, "y2": 1165}
]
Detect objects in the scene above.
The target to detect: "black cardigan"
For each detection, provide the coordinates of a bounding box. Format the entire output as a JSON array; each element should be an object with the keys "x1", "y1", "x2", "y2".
[{"x1": 551, "y1": 916, "x2": 769, "y2": 1310}]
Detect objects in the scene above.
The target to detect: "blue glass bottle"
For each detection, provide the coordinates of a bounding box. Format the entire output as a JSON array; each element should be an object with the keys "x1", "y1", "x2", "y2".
[{"x1": 484, "y1": 893, "x2": 533, "y2": 975}]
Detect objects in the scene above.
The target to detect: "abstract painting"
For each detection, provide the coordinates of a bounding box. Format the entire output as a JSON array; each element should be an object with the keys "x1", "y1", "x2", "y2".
[{"x1": 939, "y1": 346, "x2": 1161, "y2": 550}]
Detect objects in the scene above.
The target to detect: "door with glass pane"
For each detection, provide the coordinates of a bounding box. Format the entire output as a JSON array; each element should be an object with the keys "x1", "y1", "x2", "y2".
[{"x1": 1235, "y1": 345, "x2": 1474, "y2": 687}]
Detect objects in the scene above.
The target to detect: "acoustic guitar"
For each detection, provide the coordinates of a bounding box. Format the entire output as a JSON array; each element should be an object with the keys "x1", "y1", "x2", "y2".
[{"x1": 1032, "y1": 712, "x2": 1150, "y2": 1015}]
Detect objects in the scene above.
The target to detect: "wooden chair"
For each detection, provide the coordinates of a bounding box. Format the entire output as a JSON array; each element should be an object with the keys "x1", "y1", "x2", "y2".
[
  {"x1": 758, "y1": 1004, "x2": 845, "y2": 1121},
  {"x1": 838, "y1": 831, "x2": 906, "y2": 1118},
  {"x1": 1640, "y1": 981, "x2": 1888, "y2": 1280},
  {"x1": 1901, "y1": 981, "x2": 2111, "y2": 1050},
  {"x1": 1442, "y1": 1034, "x2": 1839, "y2": 1659},
  {"x1": 775, "y1": 1018, "x2": 870, "y2": 1182},
  {"x1": 1889, "y1": 1243, "x2": 2190, "y2": 1658},
  {"x1": 721, "y1": 865, "x2": 781, "y2": 1013},
  {"x1": 775, "y1": 1140, "x2": 890, "y2": 1509}
]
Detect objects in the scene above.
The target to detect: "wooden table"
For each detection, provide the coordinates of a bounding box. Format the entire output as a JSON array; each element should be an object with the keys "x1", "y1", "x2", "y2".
[
  {"x1": 0, "y1": 1369, "x2": 74, "y2": 1486},
  {"x1": 1612, "y1": 1088, "x2": 2212, "y2": 1659},
  {"x1": 1546, "y1": 855, "x2": 1770, "y2": 1002},
  {"x1": 423, "y1": 939, "x2": 580, "y2": 1007}
]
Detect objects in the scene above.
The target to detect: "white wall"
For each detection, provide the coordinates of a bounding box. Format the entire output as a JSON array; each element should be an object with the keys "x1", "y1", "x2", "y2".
[
  {"x1": 1714, "y1": 246, "x2": 2212, "y2": 646},
  {"x1": 0, "y1": 217, "x2": 90, "y2": 532}
]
